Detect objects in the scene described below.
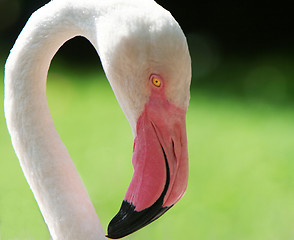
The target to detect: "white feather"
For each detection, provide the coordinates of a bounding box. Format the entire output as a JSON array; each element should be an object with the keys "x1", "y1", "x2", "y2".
[{"x1": 4, "y1": 0, "x2": 191, "y2": 239}]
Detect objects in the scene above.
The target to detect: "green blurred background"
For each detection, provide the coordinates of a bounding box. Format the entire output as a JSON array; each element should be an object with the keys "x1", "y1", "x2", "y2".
[{"x1": 1, "y1": 0, "x2": 294, "y2": 239}]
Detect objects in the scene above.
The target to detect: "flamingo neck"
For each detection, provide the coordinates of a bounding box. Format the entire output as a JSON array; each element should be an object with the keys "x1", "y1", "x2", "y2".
[{"x1": 5, "y1": 1, "x2": 106, "y2": 239}]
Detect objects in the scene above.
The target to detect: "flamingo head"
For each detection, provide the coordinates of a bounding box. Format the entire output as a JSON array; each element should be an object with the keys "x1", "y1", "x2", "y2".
[{"x1": 96, "y1": 2, "x2": 191, "y2": 238}]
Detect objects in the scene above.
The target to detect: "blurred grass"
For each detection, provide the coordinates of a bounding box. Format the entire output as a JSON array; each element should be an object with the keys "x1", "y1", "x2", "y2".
[{"x1": 1, "y1": 59, "x2": 294, "y2": 240}]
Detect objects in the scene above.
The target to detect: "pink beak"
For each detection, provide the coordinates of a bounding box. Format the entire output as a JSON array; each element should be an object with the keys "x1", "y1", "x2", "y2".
[{"x1": 107, "y1": 80, "x2": 189, "y2": 239}]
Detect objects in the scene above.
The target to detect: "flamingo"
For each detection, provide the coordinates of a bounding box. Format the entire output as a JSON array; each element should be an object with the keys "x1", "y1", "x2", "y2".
[{"x1": 4, "y1": 0, "x2": 191, "y2": 239}]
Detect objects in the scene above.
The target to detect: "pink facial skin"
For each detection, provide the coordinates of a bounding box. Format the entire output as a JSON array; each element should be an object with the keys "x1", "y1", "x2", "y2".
[{"x1": 124, "y1": 75, "x2": 189, "y2": 211}]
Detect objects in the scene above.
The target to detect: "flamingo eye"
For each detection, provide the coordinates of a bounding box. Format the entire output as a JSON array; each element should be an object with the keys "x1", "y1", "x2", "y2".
[{"x1": 151, "y1": 76, "x2": 161, "y2": 87}]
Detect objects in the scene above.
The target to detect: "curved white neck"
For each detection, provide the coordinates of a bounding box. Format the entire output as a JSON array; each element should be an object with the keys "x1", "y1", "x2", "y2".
[{"x1": 5, "y1": 1, "x2": 107, "y2": 239}]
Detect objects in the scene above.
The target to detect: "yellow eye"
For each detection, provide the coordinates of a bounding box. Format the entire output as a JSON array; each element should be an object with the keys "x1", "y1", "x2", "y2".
[{"x1": 152, "y1": 77, "x2": 161, "y2": 87}]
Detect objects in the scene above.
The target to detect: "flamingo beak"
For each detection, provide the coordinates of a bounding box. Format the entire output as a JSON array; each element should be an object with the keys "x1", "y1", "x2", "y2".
[{"x1": 107, "y1": 91, "x2": 189, "y2": 239}]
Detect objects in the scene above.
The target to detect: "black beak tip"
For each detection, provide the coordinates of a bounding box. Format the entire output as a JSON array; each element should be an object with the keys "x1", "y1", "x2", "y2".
[{"x1": 106, "y1": 200, "x2": 172, "y2": 239}]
